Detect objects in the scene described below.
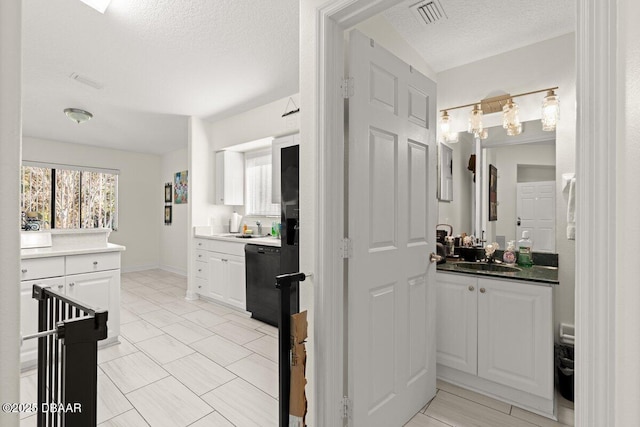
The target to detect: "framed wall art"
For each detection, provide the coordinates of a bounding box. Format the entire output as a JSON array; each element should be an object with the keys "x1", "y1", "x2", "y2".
[
  {"x1": 164, "y1": 183, "x2": 172, "y2": 203},
  {"x1": 489, "y1": 164, "x2": 498, "y2": 222}
]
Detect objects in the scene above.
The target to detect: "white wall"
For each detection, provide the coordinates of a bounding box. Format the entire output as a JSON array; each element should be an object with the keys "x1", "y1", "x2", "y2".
[
  {"x1": 0, "y1": 0, "x2": 22, "y2": 423},
  {"x1": 209, "y1": 94, "x2": 300, "y2": 150},
  {"x1": 22, "y1": 137, "x2": 161, "y2": 271},
  {"x1": 437, "y1": 33, "x2": 576, "y2": 338},
  {"x1": 616, "y1": 0, "x2": 640, "y2": 423},
  {"x1": 160, "y1": 147, "x2": 188, "y2": 275}
]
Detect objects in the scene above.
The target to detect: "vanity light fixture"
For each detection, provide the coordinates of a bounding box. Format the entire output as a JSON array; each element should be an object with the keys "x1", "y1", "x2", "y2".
[
  {"x1": 468, "y1": 104, "x2": 483, "y2": 137},
  {"x1": 541, "y1": 89, "x2": 560, "y2": 131},
  {"x1": 64, "y1": 108, "x2": 93, "y2": 124},
  {"x1": 440, "y1": 86, "x2": 559, "y2": 138},
  {"x1": 502, "y1": 98, "x2": 521, "y2": 135}
]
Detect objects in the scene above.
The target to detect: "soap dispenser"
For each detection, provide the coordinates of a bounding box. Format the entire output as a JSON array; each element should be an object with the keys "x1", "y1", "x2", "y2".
[
  {"x1": 503, "y1": 240, "x2": 516, "y2": 264},
  {"x1": 517, "y1": 231, "x2": 533, "y2": 267}
]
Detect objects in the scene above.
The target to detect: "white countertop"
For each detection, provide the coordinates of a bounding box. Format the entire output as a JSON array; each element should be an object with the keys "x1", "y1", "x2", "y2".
[
  {"x1": 21, "y1": 243, "x2": 126, "y2": 259},
  {"x1": 194, "y1": 232, "x2": 282, "y2": 247}
]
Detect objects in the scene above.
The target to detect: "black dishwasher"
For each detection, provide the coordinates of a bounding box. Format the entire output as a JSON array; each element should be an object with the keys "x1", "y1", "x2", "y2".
[{"x1": 245, "y1": 244, "x2": 298, "y2": 326}]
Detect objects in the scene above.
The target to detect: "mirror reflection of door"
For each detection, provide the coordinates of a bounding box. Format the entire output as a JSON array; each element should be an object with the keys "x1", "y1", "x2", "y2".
[{"x1": 516, "y1": 180, "x2": 556, "y2": 252}]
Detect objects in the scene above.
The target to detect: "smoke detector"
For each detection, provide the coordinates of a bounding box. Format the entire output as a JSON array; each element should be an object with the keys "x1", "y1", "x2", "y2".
[{"x1": 410, "y1": 0, "x2": 448, "y2": 25}]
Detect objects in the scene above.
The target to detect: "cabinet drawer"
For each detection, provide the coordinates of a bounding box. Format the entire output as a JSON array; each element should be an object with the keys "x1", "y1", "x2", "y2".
[
  {"x1": 195, "y1": 261, "x2": 208, "y2": 279},
  {"x1": 21, "y1": 257, "x2": 65, "y2": 281},
  {"x1": 194, "y1": 239, "x2": 208, "y2": 250},
  {"x1": 194, "y1": 278, "x2": 208, "y2": 295},
  {"x1": 208, "y1": 240, "x2": 246, "y2": 257},
  {"x1": 66, "y1": 252, "x2": 120, "y2": 275},
  {"x1": 195, "y1": 249, "x2": 208, "y2": 262}
]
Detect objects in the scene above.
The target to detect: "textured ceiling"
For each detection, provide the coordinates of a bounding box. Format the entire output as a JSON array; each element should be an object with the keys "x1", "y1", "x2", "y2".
[
  {"x1": 383, "y1": 0, "x2": 575, "y2": 73},
  {"x1": 22, "y1": 0, "x2": 574, "y2": 155},
  {"x1": 22, "y1": 0, "x2": 300, "y2": 154}
]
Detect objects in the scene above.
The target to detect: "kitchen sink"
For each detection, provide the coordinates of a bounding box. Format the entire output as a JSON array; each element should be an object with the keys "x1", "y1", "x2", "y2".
[{"x1": 455, "y1": 262, "x2": 521, "y2": 273}]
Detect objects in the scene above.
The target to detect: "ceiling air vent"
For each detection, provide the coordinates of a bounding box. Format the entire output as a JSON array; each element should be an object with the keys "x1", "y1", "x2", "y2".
[
  {"x1": 69, "y1": 72, "x2": 103, "y2": 90},
  {"x1": 410, "y1": 0, "x2": 448, "y2": 25}
]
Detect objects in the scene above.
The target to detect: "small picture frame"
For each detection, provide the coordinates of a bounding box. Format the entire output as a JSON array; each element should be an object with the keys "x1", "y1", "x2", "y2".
[
  {"x1": 489, "y1": 164, "x2": 498, "y2": 222},
  {"x1": 164, "y1": 183, "x2": 172, "y2": 203},
  {"x1": 164, "y1": 205, "x2": 172, "y2": 225}
]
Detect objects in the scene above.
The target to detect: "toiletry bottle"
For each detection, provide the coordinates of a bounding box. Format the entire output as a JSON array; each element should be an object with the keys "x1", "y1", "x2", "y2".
[
  {"x1": 503, "y1": 240, "x2": 516, "y2": 264},
  {"x1": 242, "y1": 223, "x2": 248, "y2": 234},
  {"x1": 517, "y1": 231, "x2": 533, "y2": 267}
]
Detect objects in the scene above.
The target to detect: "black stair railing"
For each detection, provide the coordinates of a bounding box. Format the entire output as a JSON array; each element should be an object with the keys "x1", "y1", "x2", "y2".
[{"x1": 26, "y1": 284, "x2": 108, "y2": 427}]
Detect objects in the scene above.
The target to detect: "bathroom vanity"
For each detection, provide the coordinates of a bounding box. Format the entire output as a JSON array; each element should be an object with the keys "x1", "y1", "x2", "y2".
[{"x1": 436, "y1": 261, "x2": 558, "y2": 419}]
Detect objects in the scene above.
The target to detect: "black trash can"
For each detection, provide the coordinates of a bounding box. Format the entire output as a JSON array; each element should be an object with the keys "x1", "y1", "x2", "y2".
[{"x1": 555, "y1": 344, "x2": 574, "y2": 402}]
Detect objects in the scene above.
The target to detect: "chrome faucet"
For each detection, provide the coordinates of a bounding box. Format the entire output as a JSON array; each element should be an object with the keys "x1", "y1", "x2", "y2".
[{"x1": 256, "y1": 220, "x2": 262, "y2": 235}]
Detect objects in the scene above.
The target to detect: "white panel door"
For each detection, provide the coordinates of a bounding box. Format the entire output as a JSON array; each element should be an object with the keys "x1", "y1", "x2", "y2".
[
  {"x1": 477, "y1": 278, "x2": 553, "y2": 399},
  {"x1": 348, "y1": 29, "x2": 437, "y2": 427},
  {"x1": 435, "y1": 273, "x2": 477, "y2": 375},
  {"x1": 516, "y1": 181, "x2": 556, "y2": 252}
]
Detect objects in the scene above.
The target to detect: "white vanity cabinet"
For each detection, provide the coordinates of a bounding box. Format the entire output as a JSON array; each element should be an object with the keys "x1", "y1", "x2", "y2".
[
  {"x1": 194, "y1": 238, "x2": 246, "y2": 310},
  {"x1": 20, "y1": 250, "x2": 122, "y2": 368},
  {"x1": 436, "y1": 272, "x2": 554, "y2": 418}
]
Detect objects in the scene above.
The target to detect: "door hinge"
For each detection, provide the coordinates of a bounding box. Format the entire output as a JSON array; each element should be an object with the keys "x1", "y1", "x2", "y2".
[
  {"x1": 341, "y1": 78, "x2": 354, "y2": 98},
  {"x1": 341, "y1": 396, "x2": 352, "y2": 419},
  {"x1": 340, "y1": 238, "x2": 353, "y2": 259}
]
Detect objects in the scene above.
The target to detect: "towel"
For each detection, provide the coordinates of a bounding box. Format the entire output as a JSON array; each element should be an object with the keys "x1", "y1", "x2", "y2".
[{"x1": 567, "y1": 177, "x2": 576, "y2": 240}]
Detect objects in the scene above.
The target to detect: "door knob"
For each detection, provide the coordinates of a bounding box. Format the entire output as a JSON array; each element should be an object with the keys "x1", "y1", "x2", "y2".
[
  {"x1": 429, "y1": 252, "x2": 442, "y2": 263},
  {"x1": 480, "y1": 288, "x2": 486, "y2": 293},
  {"x1": 468, "y1": 285, "x2": 474, "y2": 291}
]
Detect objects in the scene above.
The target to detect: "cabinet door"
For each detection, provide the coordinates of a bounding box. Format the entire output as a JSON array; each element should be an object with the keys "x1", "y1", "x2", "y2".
[
  {"x1": 436, "y1": 273, "x2": 477, "y2": 374},
  {"x1": 215, "y1": 151, "x2": 245, "y2": 205},
  {"x1": 477, "y1": 278, "x2": 553, "y2": 399},
  {"x1": 271, "y1": 133, "x2": 299, "y2": 203},
  {"x1": 225, "y1": 254, "x2": 246, "y2": 310},
  {"x1": 20, "y1": 277, "x2": 64, "y2": 365},
  {"x1": 207, "y1": 253, "x2": 226, "y2": 301},
  {"x1": 66, "y1": 270, "x2": 120, "y2": 339}
]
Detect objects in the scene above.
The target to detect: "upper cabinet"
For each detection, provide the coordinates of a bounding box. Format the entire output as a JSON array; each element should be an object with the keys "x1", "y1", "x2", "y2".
[
  {"x1": 271, "y1": 133, "x2": 300, "y2": 204},
  {"x1": 215, "y1": 151, "x2": 244, "y2": 205}
]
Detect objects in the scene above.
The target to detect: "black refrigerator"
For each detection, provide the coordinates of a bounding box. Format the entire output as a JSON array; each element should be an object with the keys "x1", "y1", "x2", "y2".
[{"x1": 280, "y1": 144, "x2": 300, "y2": 312}]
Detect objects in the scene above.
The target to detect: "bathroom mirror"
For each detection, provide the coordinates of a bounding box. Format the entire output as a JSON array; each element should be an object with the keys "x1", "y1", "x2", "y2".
[
  {"x1": 438, "y1": 142, "x2": 454, "y2": 201},
  {"x1": 478, "y1": 120, "x2": 556, "y2": 252}
]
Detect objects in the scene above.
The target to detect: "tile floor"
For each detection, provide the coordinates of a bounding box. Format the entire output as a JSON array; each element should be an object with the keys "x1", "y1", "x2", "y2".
[{"x1": 19, "y1": 268, "x2": 575, "y2": 427}]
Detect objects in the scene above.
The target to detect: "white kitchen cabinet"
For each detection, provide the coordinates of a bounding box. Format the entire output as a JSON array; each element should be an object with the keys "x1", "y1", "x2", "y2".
[
  {"x1": 65, "y1": 269, "x2": 120, "y2": 339},
  {"x1": 477, "y1": 277, "x2": 553, "y2": 398},
  {"x1": 436, "y1": 273, "x2": 477, "y2": 374},
  {"x1": 215, "y1": 150, "x2": 244, "y2": 205},
  {"x1": 271, "y1": 133, "x2": 299, "y2": 203},
  {"x1": 194, "y1": 238, "x2": 246, "y2": 310},
  {"x1": 20, "y1": 250, "x2": 122, "y2": 369},
  {"x1": 436, "y1": 272, "x2": 554, "y2": 417}
]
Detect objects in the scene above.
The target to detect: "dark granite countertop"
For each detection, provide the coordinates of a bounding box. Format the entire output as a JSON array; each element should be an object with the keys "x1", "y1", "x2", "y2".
[{"x1": 437, "y1": 258, "x2": 559, "y2": 285}]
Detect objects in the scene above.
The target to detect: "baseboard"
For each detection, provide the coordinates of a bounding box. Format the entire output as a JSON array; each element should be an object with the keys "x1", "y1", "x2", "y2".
[
  {"x1": 121, "y1": 263, "x2": 159, "y2": 273},
  {"x1": 158, "y1": 264, "x2": 187, "y2": 277}
]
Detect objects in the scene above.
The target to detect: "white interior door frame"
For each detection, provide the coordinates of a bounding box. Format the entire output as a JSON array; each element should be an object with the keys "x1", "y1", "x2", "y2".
[{"x1": 310, "y1": 0, "x2": 617, "y2": 426}]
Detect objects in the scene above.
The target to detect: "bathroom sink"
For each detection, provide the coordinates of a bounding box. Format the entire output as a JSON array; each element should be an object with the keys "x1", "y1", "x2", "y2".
[{"x1": 455, "y1": 262, "x2": 521, "y2": 273}]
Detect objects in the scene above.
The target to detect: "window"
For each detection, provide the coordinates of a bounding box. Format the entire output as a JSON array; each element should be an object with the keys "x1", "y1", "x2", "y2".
[
  {"x1": 21, "y1": 162, "x2": 119, "y2": 230},
  {"x1": 244, "y1": 150, "x2": 279, "y2": 216}
]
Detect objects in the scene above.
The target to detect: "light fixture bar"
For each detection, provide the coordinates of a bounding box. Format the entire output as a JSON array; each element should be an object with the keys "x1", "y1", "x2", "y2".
[{"x1": 440, "y1": 86, "x2": 559, "y2": 113}]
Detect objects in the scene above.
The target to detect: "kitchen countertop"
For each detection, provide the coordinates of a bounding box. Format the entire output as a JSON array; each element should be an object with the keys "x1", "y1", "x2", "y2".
[
  {"x1": 194, "y1": 232, "x2": 282, "y2": 247},
  {"x1": 21, "y1": 243, "x2": 126, "y2": 259},
  {"x1": 437, "y1": 259, "x2": 559, "y2": 285}
]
